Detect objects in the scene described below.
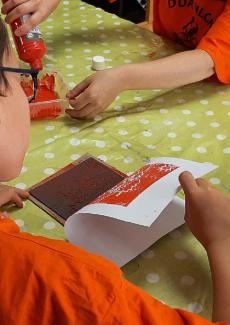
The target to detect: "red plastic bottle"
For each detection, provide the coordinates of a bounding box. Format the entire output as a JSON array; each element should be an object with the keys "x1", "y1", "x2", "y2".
[{"x1": 2, "y1": 0, "x2": 46, "y2": 71}]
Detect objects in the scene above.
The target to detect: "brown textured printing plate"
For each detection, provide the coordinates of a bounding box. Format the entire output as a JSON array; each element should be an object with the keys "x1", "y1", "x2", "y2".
[{"x1": 29, "y1": 155, "x2": 126, "y2": 225}]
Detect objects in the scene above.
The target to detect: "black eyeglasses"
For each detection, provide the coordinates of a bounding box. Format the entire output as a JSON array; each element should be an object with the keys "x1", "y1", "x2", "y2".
[{"x1": 0, "y1": 67, "x2": 38, "y2": 103}]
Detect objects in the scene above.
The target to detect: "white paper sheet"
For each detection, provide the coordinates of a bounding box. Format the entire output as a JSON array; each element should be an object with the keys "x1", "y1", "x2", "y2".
[
  {"x1": 65, "y1": 158, "x2": 217, "y2": 266},
  {"x1": 65, "y1": 197, "x2": 185, "y2": 266}
]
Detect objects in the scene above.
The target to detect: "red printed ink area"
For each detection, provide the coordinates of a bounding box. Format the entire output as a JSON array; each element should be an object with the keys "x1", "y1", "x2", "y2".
[
  {"x1": 93, "y1": 163, "x2": 179, "y2": 207},
  {"x1": 21, "y1": 73, "x2": 63, "y2": 120}
]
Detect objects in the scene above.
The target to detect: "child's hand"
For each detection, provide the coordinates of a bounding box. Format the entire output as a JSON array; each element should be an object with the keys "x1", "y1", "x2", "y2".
[
  {"x1": 66, "y1": 69, "x2": 124, "y2": 119},
  {"x1": 179, "y1": 171, "x2": 230, "y2": 251},
  {"x1": 1, "y1": 0, "x2": 60, "y2": 36},
  {"x1": 0, "y1": 184, "x2": 29, "y2": 208}
]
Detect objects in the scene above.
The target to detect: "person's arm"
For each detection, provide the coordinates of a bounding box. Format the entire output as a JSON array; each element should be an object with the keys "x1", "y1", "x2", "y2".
[
  {"x1": 66, "y1": 49, "x2": 214, "y2": 119},
  {"x1": 1, "y1": 0, "x2": 60, "y2": 36},
  {"x1": 207, "y1": 244, "x2": 230, "y2": 322},
  {"x1": 179, "y1": 172, "x2": 230, "y2": 323},
  {"x1": 114, "y1": 49, "x2": 214, "y2": 89}
]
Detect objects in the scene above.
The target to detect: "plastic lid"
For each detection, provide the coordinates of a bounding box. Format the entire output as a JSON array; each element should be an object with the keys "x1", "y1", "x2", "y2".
[
  {"x1": 30, "y1": 59, "x2": 43, "y2": 71},
  {"x1": 92, "y1": 56, "x2": 106, "y2": 71}
]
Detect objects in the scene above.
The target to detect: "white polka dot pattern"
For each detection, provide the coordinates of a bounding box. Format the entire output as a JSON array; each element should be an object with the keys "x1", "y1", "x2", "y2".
[{"x1": 6, "y1": 1, "x2": 229, "y2": 320}]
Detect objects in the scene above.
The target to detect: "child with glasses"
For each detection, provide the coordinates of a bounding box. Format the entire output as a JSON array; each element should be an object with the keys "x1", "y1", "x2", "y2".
[{"x1": 0, "y1": 13, "x2": 230, "y2": 324}]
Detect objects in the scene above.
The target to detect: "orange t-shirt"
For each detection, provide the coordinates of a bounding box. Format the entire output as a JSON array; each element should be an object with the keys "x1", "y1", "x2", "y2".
[
  {"x1": 153, "y1": 0, "x2": 230, "y2": 84},
  {"x1": 0, "y1": 216, "x2": 227, "y2": 324}
]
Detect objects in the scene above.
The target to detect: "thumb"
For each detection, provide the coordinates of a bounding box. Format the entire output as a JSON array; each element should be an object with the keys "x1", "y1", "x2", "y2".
[{"x1": 179, "y1": 171, "x2": 198, "y2": 197}]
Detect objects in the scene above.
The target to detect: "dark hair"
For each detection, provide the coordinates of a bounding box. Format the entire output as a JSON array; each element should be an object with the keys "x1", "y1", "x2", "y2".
[{"x1": 0, "y1": 16, "x2": 10, "y2": 95}]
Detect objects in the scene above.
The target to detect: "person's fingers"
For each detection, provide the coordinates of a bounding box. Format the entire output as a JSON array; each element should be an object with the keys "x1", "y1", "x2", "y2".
[
  {"x1": 14, "y1": 188, "x2": 29, "y2": 199},
  {"x1": 179, "y1": 171, "x2": 198, "y2": 196},
  {"x1": 68, "y1": 91, "x2": 91, "y2": 111},
  {"x1": 0, "y1": 189, "x2": 21, "y2": 207},
  {"x1": 14, "y1": 11, "x2": 44, "y2": 36},
  {"x1": 11, "y1": 193, "x2": 24, "y2": 208},
  {"x1": 196, "y1": 178, "x2": 210, "y2": 189},
  {"x1": 0, "y1": 187, "x2": 28, "y2": 208},
  {"x1": 66, "y1": 103, "x2": 95, "y2": 119},
  {"x1": 2, "y1": 0, "x2": 61, "y2": 34},
  {"x1": 66, "y1": 109, "x2": 80, "y2": 119},
  {"x1": 5, "y1": 1, "x2": 39, "y2": 24},
  {"x1": 73, "y1": 104, "x2": 97, "y2": 119},
  {"x1": 67, "y1": 79, "x2": 90, "y2": 99},
  {"x1": 1, "y1": 0, "x2": 31, "y2": 15}
]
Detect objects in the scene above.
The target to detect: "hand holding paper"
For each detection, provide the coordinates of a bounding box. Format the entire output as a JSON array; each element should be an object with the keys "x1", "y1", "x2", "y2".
[
  {"x1": 28, "y1": 155, "x2": 217, "y2": 266},
  {"x1": 66, "y1": 157, "x2": 217, "y2": 227},
  {"x1": 179, "y1": 171, "x2": 230, "y2": 250},
  {"x1": 64, "y1": 157, "x2": 217, "y2": 266}
]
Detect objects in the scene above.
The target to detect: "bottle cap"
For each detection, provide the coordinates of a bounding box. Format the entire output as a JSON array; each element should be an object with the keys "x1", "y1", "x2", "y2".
[{"x1": 92, "y1": 56, "x2": 106, "y2": 71}]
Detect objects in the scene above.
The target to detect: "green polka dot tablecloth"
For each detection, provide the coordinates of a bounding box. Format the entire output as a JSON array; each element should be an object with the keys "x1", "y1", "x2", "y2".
[{"x1": 6, "y1": 0, "x2": 230, "y2": 320}]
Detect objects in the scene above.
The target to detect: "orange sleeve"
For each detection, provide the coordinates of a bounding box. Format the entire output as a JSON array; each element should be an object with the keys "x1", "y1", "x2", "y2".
[
  {"x1": 0, "y1": 215, "x2": 227, "y2": 324},
  {"x1": 0, "y1": 214, "x2": 20, "y2": 233},
  {"x1": 197, "y1": 2, "x2": 230, "y2": 84}
]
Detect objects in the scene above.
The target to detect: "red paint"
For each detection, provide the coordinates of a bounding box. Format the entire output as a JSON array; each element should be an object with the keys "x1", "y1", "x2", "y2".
[
  {"x1": 2, "y1": 0, "x2": 46, "y2": 70},
  {"x1": 21, "y1": 74, "x2": 63, "y2": 120},
  {"x1": 93, "y1": 163, "x2": 178, "y2": 207},
  {"x1": 21, "y1": 74, "x2": 56, "y2": 101}
]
